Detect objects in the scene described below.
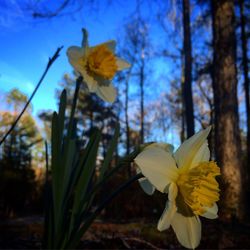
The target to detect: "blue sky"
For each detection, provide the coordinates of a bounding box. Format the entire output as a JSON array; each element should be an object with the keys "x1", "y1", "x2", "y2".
[
  {"x1": 0, "y1": 0, "x2": 138, "y2": 115},
  {"x1": 0, "y1": 0, "x2": 179, "y2": 144},
  {"x1": 2, "y1": 1, "x2": 242, "y2": 147}
]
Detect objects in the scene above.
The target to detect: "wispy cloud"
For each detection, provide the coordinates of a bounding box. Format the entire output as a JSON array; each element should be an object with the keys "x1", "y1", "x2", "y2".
[
  {"x1": 0, "y1": 0, "x2": 26, "y2": 30},
  {"x1": 0, "y1": 60, "x2": 34, "y2": 94},
  {"x1": 25, "y1": 81, "x2": 35, "y2": 93}
]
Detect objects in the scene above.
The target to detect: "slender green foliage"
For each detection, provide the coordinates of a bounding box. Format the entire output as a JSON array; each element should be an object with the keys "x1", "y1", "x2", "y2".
[{"x1": 45, "y1": 78, "x2": 142, "y2": 249}]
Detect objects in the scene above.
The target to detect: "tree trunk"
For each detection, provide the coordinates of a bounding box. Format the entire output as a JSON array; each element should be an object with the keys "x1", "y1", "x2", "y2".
[
  {"x1": 211, "y1": 0, "x2": 245, "y2": 220},
  {"x1": 181, "y1": 53, "x2": 186, "y2": 143},
  {"x1": 239, "y1": 0, "x2": 250, "y2": 218},
  {"x1": 182, "y1": 0, "x2": 195, "y2": 138},
  {"x1": 125, "y1": 69, "x2": 132, "y2": 177},
  {"x1": 239, "y1": 0, "x2": 250, "y2": 178},
  {"x1": 140, "y1": 60, "x2": 145, "y2": 144},
  {"x1": 125, "y1": 73, "x2": 130, "y2": 156}
]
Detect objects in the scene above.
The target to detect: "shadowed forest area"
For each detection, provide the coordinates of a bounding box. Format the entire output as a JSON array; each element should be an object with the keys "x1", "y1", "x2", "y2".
[{"x1": 0, "y1": 0, "x2": 250, "y2": 249}]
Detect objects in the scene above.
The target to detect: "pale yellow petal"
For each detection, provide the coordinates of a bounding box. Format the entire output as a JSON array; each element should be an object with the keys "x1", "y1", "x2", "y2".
[
  {"x1": 136, "y1": 167, "x2": 155, "y2": 195},
  {"x1": 81, "y1": 71, "x2": 98, "y2": 92},
  {"x1": 190, "y1": 141, "x2": 210, "y2": 168},
  {"x1": 134, "y1": 148, "x2": 178, "y2": 193},
  {"x1": 171, "y1": 213, "x2": 201, "y2": 249},
  {"x1": 174, "y1": 126, "x2": 211, "y2": 169},
  {"x1": 116, "y1": 57, "x2": 131, "y2": 70},
  {"x1": 67, "y1": 46, "x2": 93, "y2": 85},
  {"x1": 157, "y1": 183, "x2": 178, "y2": 231},
  {"x1": 96, "y1": 83, "x2": 116, "y2": 103},
  {"x1": 168, "y1": 182, "x2": 178, "y2": 201},
  {"x1": 158, "y1": 201, "x2": 177, "y2": 231},
  {"x1": 201, "y1": 203, "x2": 218, "y2": 219},
  {"x1": 146, "y1": 143, "x2": 174, "y2": 153},
  {"x1": 67, "y1": 46, "x2": 84, "y2": 68}
]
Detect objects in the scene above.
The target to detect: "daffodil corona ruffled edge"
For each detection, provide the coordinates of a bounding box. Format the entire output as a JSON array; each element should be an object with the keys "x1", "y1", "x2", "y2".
[
  {"x1": 134, "y1": 127, "x2": 220, "y2": 249},
  {"x1": 67, "y1": 28, "x2": 131, "y2": 103}
]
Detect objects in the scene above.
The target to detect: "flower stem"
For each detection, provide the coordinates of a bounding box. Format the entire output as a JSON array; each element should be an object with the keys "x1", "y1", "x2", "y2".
[
  {"x1": 67, "y1": 76, "x2": 82, "y2": 138},
  {"x1": 94, "y1": 172, "x2": 143, "y2": 215},
  {"x1": 66, "y1": 173, "x2": 143, "y2": 249},
  {"x1": 0, "y1": 46, "x2": 63, "y2": 146}
]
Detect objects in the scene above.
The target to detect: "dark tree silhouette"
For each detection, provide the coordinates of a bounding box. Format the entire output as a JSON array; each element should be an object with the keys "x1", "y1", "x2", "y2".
[
  {"x1": 182, "y1": 0, "x2": 195, "y2": 137},
  {"x1": 239, "y1": 0, "x2": 250, "y2": 176},
  {"x1": 212, "y1": 0, "x2": 245, "y2": 220}
]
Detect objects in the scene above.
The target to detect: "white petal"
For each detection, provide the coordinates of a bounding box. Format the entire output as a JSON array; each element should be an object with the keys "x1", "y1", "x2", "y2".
[
  {"x1": 134, "y1": 148, "x2": 178, "y2": 193},
  {"x1": 168, "y1": 182, "x2": 178, "y2": 201},
  {"x1": 171, "y1": 213, "x2": 201, "y2": 249},
  {"x1": 158, "y1": 201, "x2": 177, "y2": 231},
  {"x1": 67, "y1": 46, "x2": 84, "y2": 67},
  {"x1": 81, "y1": 71, "x2": 98, "y2": 92},
  {"x1": 96, "y1": 83, "x2": 116, "y2": 103},
  {"x1": 116, "y1": 57, "x2": 131, "y2": 70},
  {"x1": 201, "y1": 203, "x2": 218, "y2": 219},
  {"x1": 136, "y1": 167, "x2": 155, "y2": 195},
  {"x1": 174, "y1": 126, "x2": 211, "y2": 169},
  {"x1": 146, "y1": 143, "x2": 174, "y2": 153},
  {"x1": 67, "y1": 46, "x2": 95, "y2": 88},
  {"x1": 190, "y1": 141, "x2": 210, "y2": 168},
  {"x1": 157, "y1": 183, "x2": 178, "y2": 231}
]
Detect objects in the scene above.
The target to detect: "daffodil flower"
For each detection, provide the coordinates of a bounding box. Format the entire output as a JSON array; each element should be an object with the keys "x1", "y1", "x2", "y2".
[
  {"x1": 136, "y1": 142, "x2": 174, "y2": 195},
  {"x1": 134, "y1": 127, "x2": 220, "y2": 249},
  {"x1": 67, "y1": 29, "x2": 130, "y2": 103}
]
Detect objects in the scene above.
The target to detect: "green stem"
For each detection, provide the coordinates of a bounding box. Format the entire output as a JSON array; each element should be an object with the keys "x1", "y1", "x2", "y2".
[
  {"x1": 0, "y1": 46, "x2": 63, "y2": 146},
  {"x1": 92, "y1": 148, "x2": 140, "y2": 197},
  {"x1": 60, "y1": 77, "x2": 83, "y2": 209},
  {"x1": 67, "y1": 76, "x2": 82, "y2": 138},
  {"x1": 75, "y1": 147, "x2": 141, "y2": 220},
  {"x1": 93, "y1": 172, "x2": 143, "y2": 216},
  {"x1": 53, "y1": 77, "x2": 82, "y2": 248},
  {"x1": 66, "y1": 173, "x2": 143, "y2": 249}
]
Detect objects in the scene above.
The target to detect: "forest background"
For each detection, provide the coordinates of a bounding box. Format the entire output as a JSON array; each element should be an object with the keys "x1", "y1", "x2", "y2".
[{"x1": 0, "y1": 0, "x2": 250, "y2": 248}]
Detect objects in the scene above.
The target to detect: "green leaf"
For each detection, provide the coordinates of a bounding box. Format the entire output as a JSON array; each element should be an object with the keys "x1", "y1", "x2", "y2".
[
  {"x1": 99, "y1": 123, "x2": 120, "y2": 181},
  {"x1": 58, "y1": 89, "x2": 66, "y2": 144},
  {"x1": 43, "y1": 141, "x2": 54, "y2": 249},
  {"x1": 51, "y1": 111, "x2": 68, "y2": 246},
  {"x1": 66, "y1": 80, "x2": 81, "y2": 140},
  {"x1": 51, "y1": 112, "x2": 60, "y2": 214},
  {"x1": 64, "y1": 129, "x2": 101, "y2": 246},
  {"x1": 95, "y1": 146, "x2": 141, "y2": 192},
  {"x1": 65, "y1": 129, "x2": 99, "y2": 201},
  {"x1": 76, "y1": 146, "x2": 142, "y2": 217},
  {"x1": 64, "y1": 147, "x2": 141, "y2": 249},
  {"x1": 47, "y1": 81, "x2": 82, "y2": 249},
  {"x1": 75, "y1": 130, "x2": 101, "y2": 203},
  {"x1": 66, "y1": 173, "x2": 143, "y2": 249},
  {"x1": 54, "y1": 138, "x2": 77, "y2": 248},
  {"x1": 62, "y1": 139, "x2": 77, "y2": 198}
]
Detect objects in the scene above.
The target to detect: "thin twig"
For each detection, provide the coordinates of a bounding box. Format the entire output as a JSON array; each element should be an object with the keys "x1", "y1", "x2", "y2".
[{"x1": 0, "y1": 46, "x2": 63, "y2": 146}]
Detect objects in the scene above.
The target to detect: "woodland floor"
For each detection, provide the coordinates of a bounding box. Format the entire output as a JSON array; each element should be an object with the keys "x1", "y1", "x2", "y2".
[{"x1": 0, "y1": 216, "x2": 250, "y2": 249}]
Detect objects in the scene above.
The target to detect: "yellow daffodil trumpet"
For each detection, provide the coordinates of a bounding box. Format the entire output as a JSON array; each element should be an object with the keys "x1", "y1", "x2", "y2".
[
  {"x1": 67, "y1": 28, "x2": 130, "y2": 103},
  {"x1": 134, "y1": 126, "x2": 220, "y2": 249}
]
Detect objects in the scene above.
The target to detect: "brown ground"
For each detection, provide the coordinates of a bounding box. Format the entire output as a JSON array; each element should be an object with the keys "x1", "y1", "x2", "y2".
[{"x1": 0, "y1": 216, "x2": 250, "y2": 249}]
